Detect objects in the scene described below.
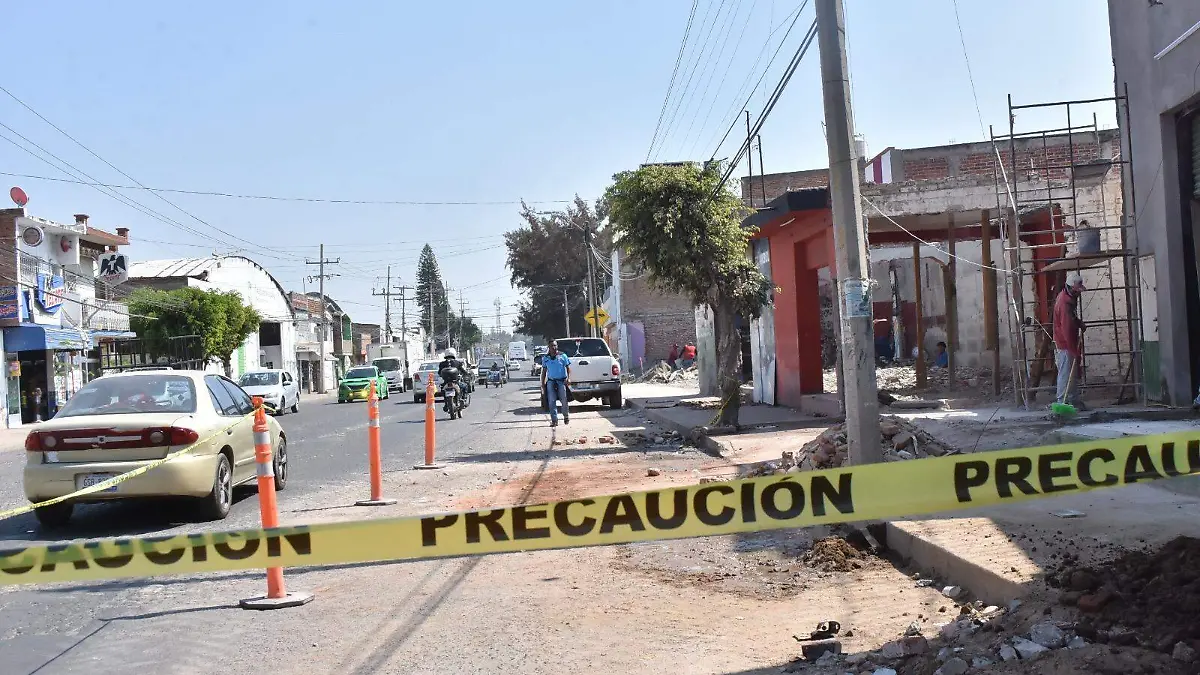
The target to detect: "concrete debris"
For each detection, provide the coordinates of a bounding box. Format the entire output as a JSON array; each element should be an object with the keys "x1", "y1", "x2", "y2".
[
  {"x1": 871, "y1": 669, "x2": 897, "y2": 675},
  {"x1": 646, "y1": 467, "x2": 661, "y2": 477},
  {"x1": 970, "y1": 656, "x2": 993, "y2": 667},
  {"x1": 1011, "y1": 637, "x2": 1050, "y2": 660},
  {"x1": 744, "y1": 416, "x2": 959, "y2": 475},
  {"x1": 941, "y1": 585, "x2": 963, "y2": 599},
  {"x1": 998, "y1": 645, "x2": 1018, "y2": 661},
  {"x1": 933, "y1": 657, "x2": 969, "y2": 675},
  {"x1": 1174, "y1": 641, "x2": 1197, "y2": 663},
  {"x1": 799, "y1": 639, "x2": 841, "y2": 661},
  {"x1": 1029, "y1": 621, "x2": 1066, "y2": 649},
  {"x1": 639, "y1": 360, "x2": 699, "y2": 384}
]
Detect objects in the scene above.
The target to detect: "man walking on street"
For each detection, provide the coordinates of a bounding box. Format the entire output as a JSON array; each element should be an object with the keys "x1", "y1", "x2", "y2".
[
  {"x1": 541, "y1": 341, "x2": 571, "y2": 427},
  {"x1": 1053, "y1": 272, "x2": 1086, "y2": 410}
]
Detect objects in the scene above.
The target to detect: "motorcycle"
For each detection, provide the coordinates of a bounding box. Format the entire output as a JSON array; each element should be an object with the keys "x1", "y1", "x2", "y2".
[{"x1": 442, "y1": 380, "x2": 471, "y2": 419}]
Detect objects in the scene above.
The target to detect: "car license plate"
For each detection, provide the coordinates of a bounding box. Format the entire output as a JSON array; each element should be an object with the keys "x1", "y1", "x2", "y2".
[
  {"x1": 76, "y1": 473, "x2": 118, "y2": 493},
  {"x1": 574, "y1": 383, "x2": 592, "y2": 390}
]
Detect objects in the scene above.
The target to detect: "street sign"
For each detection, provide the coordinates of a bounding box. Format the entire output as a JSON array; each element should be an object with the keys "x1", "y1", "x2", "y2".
[
  {"x1": 97, "y1": 252, "x2": 130, "y2": 286},
  {"x1": 584, "y1": 307, "x2": 610, "y2": 328}
]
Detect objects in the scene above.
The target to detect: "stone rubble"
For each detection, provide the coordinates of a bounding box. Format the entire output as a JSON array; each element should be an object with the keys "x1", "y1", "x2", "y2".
[
  {"x1": 639, "y1": 360, "x2": 698, "y2": 384},
  {"x1": 744, "y1": 417, "x2": 959, "y2": 477}
]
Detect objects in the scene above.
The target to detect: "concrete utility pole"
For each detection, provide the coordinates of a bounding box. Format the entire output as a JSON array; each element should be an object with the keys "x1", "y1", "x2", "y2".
[
  {"x1": 372, "y1": 265, "x2": 393, "y2": 339},
  {"x1": 457, "y1": 290, "x2": 468, "y2": 352},
  {"x1": 563, "y1": 287, "x2": 570, "y2": 337},
  {"x1": 395, "y1": 285, "x2": 409, "y2": 337},
  {"x1": 816, "y1": 0, "x2": 881, "y2": 464},
  {"x1": 306, "y1": 244, "x2": 340, "y2": 394},
  {"x1": 583, "y1": 224, "x2": 599, "y2": 338},
  {"x1": 444, "y1": 287, "x2": 454, "y2": 353},
  {"x1": 428, "y1": 285, "x2": 435, "y2": 354}
]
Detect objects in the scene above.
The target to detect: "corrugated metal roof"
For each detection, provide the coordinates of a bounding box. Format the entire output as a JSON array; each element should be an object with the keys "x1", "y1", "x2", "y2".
[{"x1": 129, "y1": 258, "x2": 218, "y2": 279}]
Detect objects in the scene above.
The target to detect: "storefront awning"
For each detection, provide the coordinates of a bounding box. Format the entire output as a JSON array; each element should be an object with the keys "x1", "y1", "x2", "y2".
[
  {"x1": 4, "y1": 325, "x2": 91, "y2": 351},
  {"x1": 297, "y1": 350, "x2": 320, "y2": 361},
  {"x1": 90, "y1": 329, "x2": 137, "y2": 346}
]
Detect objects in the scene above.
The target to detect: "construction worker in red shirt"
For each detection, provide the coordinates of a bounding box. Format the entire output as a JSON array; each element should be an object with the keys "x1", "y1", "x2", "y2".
[{"x1": 1053, "y1": 272, "x2": 1085, "y2": 410}]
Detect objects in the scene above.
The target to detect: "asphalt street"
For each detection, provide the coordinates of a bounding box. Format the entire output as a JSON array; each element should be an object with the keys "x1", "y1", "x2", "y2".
[
  {"x1": 0, "y1": 374, "x2": 550, "y2": 675},
  {"x1": 0, "y1": 375, "x2": 540, "y2": 545}
]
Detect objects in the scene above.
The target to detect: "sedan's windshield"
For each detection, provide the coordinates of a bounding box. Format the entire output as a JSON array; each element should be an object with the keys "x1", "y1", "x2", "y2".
[
  {"x1": 345, "y1": 367, "x2": 378, "y2": 379},
  {"x1": 57, "y1": 375, "x2": 198, "y2": 417},
  {"x1": 555, "y1": 338, "x2": 611, "y2": 358},
  {"x1": 373, "y1": 358, "x2": 401, "y2": 372},
  {"x1": 419, "y1": 362, "x2": 440, "y2": 371},
  {"x1": 239, "y1": 372, "x2": 279, "y2": 387}
]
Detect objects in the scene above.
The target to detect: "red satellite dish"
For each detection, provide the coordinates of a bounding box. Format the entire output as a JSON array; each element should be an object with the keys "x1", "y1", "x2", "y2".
[{"x1": 10, "y1": 187, "x2": 28, "y2": 207}]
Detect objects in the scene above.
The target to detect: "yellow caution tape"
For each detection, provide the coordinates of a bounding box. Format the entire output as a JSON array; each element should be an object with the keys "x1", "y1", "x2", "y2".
[
  {"x1": 0, "y1": 414, "x2": 254, "y2": 521},
  {"x1": 1, "y1": 431, "x2": 1197, "y2": 586}
]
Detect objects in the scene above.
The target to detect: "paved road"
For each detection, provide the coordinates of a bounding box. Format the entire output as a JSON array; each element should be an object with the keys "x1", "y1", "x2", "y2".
[
  {"x1": 0, "y1": 376, "x2": 540, "y2": 546},
  {"x1": 0, "y1": 374, "x2": 550, "y2": 674}
]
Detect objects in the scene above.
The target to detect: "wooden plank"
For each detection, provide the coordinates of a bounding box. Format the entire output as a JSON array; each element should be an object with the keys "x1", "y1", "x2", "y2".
[
  {"x1": 946, "y1": 214, "x2": 958, "y2": 385},
  {"x1": 1039, "y1": 251, "x2": 1125, "y2": 274},
  {"x1": 913, "y1": 241, "x2": 927, "y2": 388},
  {"x1": 980, "y1": 209, "x2": 1000, "y2": 396}
]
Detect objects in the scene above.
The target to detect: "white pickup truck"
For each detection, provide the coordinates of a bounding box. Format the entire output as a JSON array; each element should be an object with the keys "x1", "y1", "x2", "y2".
[{"x1": 541, "y1": 337, "x2": 622, "y2": 410}]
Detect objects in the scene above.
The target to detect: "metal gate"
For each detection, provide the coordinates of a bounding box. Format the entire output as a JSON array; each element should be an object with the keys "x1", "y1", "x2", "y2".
[{"x1": 98, "y1": 335, "x2": 205, "y2": 372}]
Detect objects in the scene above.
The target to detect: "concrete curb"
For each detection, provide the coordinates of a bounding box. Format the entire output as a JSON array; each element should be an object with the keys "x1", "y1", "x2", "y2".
[
  {"x1": 885, "y1": 521, "x2": 1027, "y2": 606},
  {"x1": 626, "y1": 399, "x2": 732, "y2": 458}
]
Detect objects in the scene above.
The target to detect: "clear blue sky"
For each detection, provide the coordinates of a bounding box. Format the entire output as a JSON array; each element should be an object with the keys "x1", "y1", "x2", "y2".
[{"x1": 1, "y1": 1, "x2": 1114, "y2": 331}]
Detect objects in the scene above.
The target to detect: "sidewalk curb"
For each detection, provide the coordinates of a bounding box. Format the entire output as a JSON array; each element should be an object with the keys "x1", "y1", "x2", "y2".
[
  {"x1": 884, "y1": 521, "x2": 1028, "y2": 606},
  {"x1": 626, "y1": 399, "x2": 731, "y2": 458}
]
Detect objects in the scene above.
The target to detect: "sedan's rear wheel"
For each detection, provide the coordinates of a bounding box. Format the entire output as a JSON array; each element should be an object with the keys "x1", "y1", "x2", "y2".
[
  {"x1": 34, "y1": 501, "x2": 73, "y2": 530},
  {"x1": 198, "y1": 454, "x2": 233, "y2": 521},
  {"x1": 273, "y1": 437, "x2": 288, "y2": 491}
]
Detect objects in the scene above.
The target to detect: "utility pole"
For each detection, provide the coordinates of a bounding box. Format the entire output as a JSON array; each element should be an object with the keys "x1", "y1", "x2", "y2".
[
  {"x1": 444, "y1": 287, "x2": 453, "y2": 353},
  {"x1": 306, "y1": 244, "x2": 340, "y2": 394},
  {"x1": 583, "y1": 225, "x2": 599, "y2": 338},
  {"x1": 745, "y1": 110, "x2": 755, "y2": 206},
  {"x1": 428, "y1": 285, "x2": 435, "y2": 355},
  {"x1": 395, "y1": 285, "x2": 409, "y2": 337},
  {"x1": 372, "y1": 265, "x2": 392, "y2": 339},
  {"x1": 457, "y1": 290, "x2": 467, "y2": 352},
  {"x1": 494, "y1": 298, "x2": 502, "y2": 336},
  {"x1": 816, "y1": 0, "x2": 880, "y2": 464},
  {"x1": 563, "y1": 287, "x2": 570, "y2": 337}
]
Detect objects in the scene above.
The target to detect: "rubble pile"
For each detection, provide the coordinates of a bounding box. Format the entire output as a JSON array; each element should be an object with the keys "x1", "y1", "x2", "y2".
[
  {"x1": 786, "y1": 539, "x2": 1200, "y2": 674},
  {"x1": 1047, "y1": 536, "x2": 1200, "y2": 652},
  {"x1": 639, "y1": 361, "x2": 698, "y2": 384},
  {"x1": 746, "y1": 417, "x2": 958, "y2": 477},
  {"x1": 822, "y1": 364, "x2": 1012, "y2": 397}
]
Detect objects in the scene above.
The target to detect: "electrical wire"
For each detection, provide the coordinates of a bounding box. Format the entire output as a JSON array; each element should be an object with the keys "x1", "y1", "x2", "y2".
[
  {"x1": 675, "y1": 0, "x2": 756, "y2": 156},
  {"x1": 683, "y1": 0, "x2": 762, "y2": 159},
  {"x1": 646, "y1": 0, "x2": 703, "y2": 162},
  {"x1": 0, "y1": 171, "x2": 572, "y2": 207},
  {"x1": 706, "y1": 0, "x2": 809, "y2": 160},
  {"x1": 653, "y1": 0, "x2": 731, "y2": 161}
]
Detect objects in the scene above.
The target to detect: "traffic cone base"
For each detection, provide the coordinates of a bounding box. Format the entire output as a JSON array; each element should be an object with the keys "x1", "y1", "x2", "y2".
[
  {"x1": 355, "y1": 497, "x2": 398, "y2": 506},
  {"x1": 239, "y1": 591, "x2": 315, "y2": 610}
]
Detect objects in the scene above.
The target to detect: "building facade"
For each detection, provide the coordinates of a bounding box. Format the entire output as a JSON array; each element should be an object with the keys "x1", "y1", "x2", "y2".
[
  {"x1": 1109, "y1": 1, "x2": 1200, "y2": 405},
  {"x1": 128, "y1": 256, "x2": 296, "y2": 383},
  {"x1": 0, "y1": 208, "x2": 133, "y2": 427}
]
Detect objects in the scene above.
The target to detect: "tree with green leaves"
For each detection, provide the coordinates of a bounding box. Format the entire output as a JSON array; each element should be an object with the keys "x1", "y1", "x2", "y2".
[
  {"x1": 505, "y1": 197, "x2": 608, "y2": 342},
  {"x1": 604, "y1": 162, "x2": 770, "y2": 428},
  {"x1": 416, "y1": 245, "x2": 451, "y2": 350},
  {"x1": 128, "y1": 287, "x2": 262, "y2": 377}
]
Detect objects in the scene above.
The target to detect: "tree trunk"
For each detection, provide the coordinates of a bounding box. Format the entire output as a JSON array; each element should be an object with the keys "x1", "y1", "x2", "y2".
[
  {"x1": 713, "y1": 300, "x2": 742, "y2": 428},
  {"x1": 222, "y1": 357, "x2": 232, "y2": 378}
]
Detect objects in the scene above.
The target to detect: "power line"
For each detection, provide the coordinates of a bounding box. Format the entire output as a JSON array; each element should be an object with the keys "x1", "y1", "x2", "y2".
[
  {"x1": 677, "y1": 0, "x2": 759, "y2": 156},
  {"x1": 683, "y1": 0, "x2": 762, "y2": 159},
  {"x1": 706, "y1": 0, "x2": 810, "y2": 160},
  {"x1": 0, "y1": 85, "x2": 306, "y2": 262},
  {"x1": 646, "y1": 0, "x2": 702, "y2": 162},
  {"x1": 652, "y1": 0, "x2": 729, "y2": 161},
  {"x1": 0, "y1": 171, "x2": 573, "y2": 206}
]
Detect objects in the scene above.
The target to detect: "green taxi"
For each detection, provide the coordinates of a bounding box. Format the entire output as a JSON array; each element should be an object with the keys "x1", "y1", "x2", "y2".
[{"x1": 338, "y1": 365, "x2": 390, "y2": 403}]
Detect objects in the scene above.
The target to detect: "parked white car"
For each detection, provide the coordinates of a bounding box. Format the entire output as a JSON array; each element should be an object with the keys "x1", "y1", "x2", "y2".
[
  {"x1": 541, "y1": 337, "x2": 622, "y2": 410},
  {"x1": 238, "y1": 369, "x2": 300, "y2": 414}
]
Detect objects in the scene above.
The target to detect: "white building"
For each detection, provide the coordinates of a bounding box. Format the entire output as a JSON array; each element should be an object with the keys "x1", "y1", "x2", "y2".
[
  {"x1": 288, "y1": 292, "x2": 335, "y2": 393},
  {"x1": 128, "y1": 256, "x2": 296, "y2": 381}
]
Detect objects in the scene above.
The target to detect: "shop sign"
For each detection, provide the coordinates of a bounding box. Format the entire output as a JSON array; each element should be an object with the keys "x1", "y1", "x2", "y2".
[
  {"x1": 35, "y1": 274, "x2": 65, "y2": 312},
  {"x1": 0, "y1": 286, "x2": 18, "y2": 320}
]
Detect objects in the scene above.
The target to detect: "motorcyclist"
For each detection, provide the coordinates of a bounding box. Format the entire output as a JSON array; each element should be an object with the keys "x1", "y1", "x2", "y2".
[{"x1": 438, "y1": 349, "x2": 468, "y2": 414}]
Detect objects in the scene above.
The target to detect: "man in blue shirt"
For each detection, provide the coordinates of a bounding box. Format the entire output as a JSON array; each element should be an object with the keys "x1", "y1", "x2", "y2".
[{"x1": 540, "y1": 341, "x2": 572, "y2": 427}]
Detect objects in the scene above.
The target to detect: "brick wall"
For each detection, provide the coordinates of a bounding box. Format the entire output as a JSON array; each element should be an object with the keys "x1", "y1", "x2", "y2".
[
  {"x1": 741, "y1": 169, "x2": 828, "y2": 205},
  {"x1": 902, "y1": 157, "x2": 951, "y2": 181},
  {"x1": 621, "y1": 273, "x2": 696, "y2": 367}
]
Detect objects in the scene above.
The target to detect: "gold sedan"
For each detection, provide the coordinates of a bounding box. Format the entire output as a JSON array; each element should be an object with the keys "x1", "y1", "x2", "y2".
[{"x1": 22, "y1": 370, "x2": 287, "y2": 529}]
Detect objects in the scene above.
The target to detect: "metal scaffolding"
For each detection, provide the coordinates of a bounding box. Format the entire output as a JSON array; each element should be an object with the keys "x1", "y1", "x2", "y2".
[{"x1": 990, "y1": 91, "x2": 1143, "y2": 409}]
